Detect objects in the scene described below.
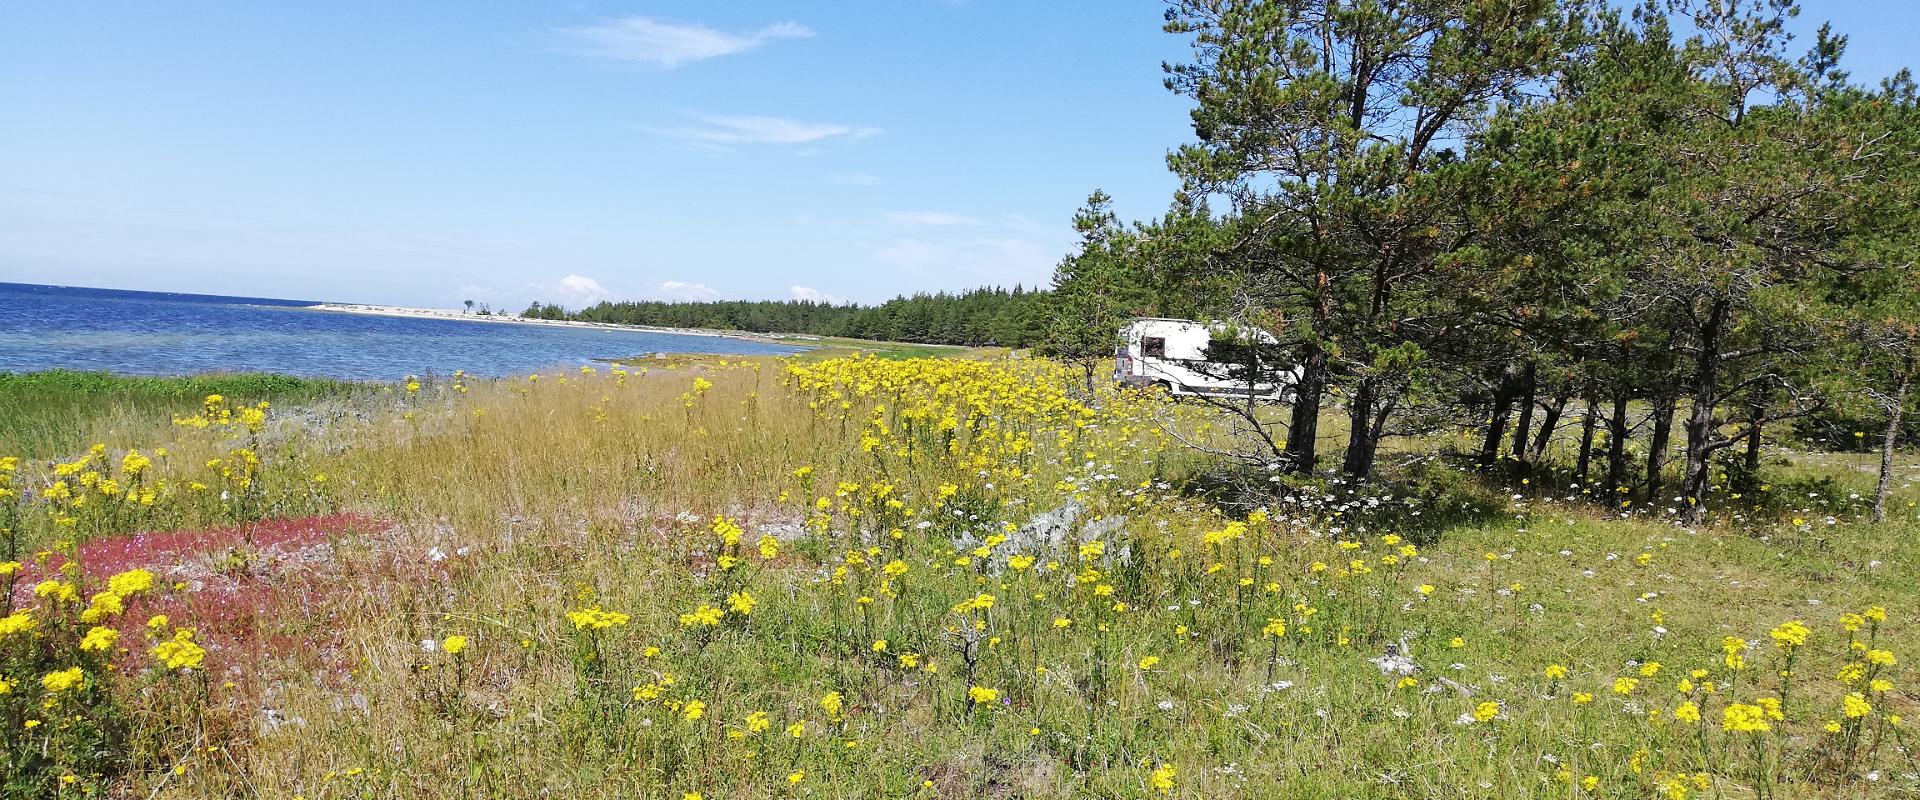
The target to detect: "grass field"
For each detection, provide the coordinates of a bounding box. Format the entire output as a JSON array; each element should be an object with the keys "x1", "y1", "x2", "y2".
[
  {"x1": 781, "y1": 336, "x2": 986, "y2": 361},
  {"x1": 1, "y1": 358, "x2": 1914, "y2": 799},
  {"x1": 0, "y1": 370, "x2": 360, "y2": 458},
  {"x1": 608, "y1": 336, "x2": 985, "y2": 366}
]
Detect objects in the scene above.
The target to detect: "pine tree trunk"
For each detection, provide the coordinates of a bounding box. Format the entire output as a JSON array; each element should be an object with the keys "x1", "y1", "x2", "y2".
[
  {"x1": 1285, "y1": 346, "x2": 1326, "y2": 474},
  {"x1": 1510, "y1": 362, "x2": 1538, "y2": 463},
  {"x1": 1371, "y1": 399, "x2": 1395, "y2": 463},
  {"x1": 1876, "y1": 356, "x2": 1913, "y2": 523},
  {"x1": 1530, "y1": 391, "x2": 1571, "y2": 464},
  {"x1": 1645, "y1": 392, "x2": 1676, "y2": 504},
  {"x1": 1576, "y1": 396, "x2": 1599, "y2": 485},
  {"x1": 1738, "y1": 388, "x2": 1773, "y2": 485},
  {"x1": 1679, "y1": 300, "x2": 1730, "y2": 525},
  {"x1": 1604, "y1": 393, "x2": 1630, "y2": 500},
  {"x1": 1480, "y1": 368, "x2": 1517, "y2": 469},
  {"x1": 1343, "y1": 380, "x2": 1375, "y2": 479}
]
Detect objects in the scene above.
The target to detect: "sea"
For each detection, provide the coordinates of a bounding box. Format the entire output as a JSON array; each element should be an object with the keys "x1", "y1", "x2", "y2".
[{"x1": 0, "y1": 282, "x2": 802, "y2": 380}]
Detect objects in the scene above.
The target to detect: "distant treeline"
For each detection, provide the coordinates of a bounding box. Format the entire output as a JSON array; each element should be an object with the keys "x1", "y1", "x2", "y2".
[{"x1": 523, "y1": 285, "x2": 1052, "y2": 347}]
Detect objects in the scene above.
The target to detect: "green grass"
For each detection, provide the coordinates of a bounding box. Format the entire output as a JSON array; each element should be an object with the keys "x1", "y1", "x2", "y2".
[
  {"x1": 0, "y1": 369, "x2": 362, "y2": 458},
  {"x1": 780, "y1": 335, "x2": 985, "y2": 361},
  {"x1": 601, "y1": 337, "x2": 987, "y2": 366}
]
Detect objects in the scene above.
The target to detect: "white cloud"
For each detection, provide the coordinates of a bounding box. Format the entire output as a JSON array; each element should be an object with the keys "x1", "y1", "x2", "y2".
[
  {"x1": 789, "y1": 285, "x2": 847, "y2": 304},
  {"x1": 655, "y1": 280, "x2": 720, "y2": 301},
  {"x1": 555, "y1": 18, "x2": 812, "y2": 69},
  {"x1": 551, "y1": 273, "x2": 613, "y2": 307},
  {"x1": 652, "y1": 114, "x2": 882, "y2": 146},
  {"x1": 886, "y1": 211, "x2": 980, "y2": 226}
]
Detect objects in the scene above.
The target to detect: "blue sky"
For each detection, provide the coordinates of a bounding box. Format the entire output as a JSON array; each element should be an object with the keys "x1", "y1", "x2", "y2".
[{"x1": 1, "y1": 2, "x2": 1912, "y2": 310}]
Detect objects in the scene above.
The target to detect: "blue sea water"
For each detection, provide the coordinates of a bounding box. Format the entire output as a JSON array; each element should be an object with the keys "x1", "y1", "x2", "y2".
[{"x1": 0, "y1": 282, "x2": 802, "y2": 380}]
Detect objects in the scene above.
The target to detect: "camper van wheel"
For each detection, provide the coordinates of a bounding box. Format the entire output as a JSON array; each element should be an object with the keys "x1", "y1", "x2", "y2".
[{"x1": 1155, "y1": 380, "x2": 1176, "y2": 395}]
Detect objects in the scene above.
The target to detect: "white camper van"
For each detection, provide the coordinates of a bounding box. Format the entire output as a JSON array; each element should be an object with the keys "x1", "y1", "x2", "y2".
[{"x1": 1113, "y1": 318, "x2": 1293, "y2": 399}]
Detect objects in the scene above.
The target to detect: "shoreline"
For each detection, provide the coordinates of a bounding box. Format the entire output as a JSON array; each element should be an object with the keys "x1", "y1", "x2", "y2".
[{"x1": 306, "y1": 302, "x2": 822, "y2": 347}]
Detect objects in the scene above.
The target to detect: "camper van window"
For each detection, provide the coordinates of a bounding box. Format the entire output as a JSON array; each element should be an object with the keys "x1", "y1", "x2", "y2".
[{"x1": 1142, "y1": 337, "x2": 1166, "y2": 358}]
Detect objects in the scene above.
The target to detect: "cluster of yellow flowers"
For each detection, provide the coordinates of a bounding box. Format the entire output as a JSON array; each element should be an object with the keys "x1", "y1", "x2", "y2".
[
  {"x1": 3, "y1": 564, "x2": 209, "y2": 764},
  {"x1": 37, "y1": 444, "x2": 169, "y2": 530},
  {"x1": 5, "y1": 394, "x2": 311, "y2": 557},
  {"x1": 0, "y1": 455, "x2": 19, "y2": 501},
  {"x1": 5, "y1": 567, "x2": 209, "y2": 676},
  {"x1": 170, "y1": 393, "x2": 269, "y2": 434},
  {"x1": 565, "y1": 606, "x2": 631, "y2": 631},
  {"x1": 150, "y1": 625, "x2": 208, "y2": 671}
]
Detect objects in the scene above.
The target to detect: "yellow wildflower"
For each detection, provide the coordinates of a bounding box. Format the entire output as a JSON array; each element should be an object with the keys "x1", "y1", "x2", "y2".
[
  {"x1": 0, "y1": 611, "x2": 36, "y2": 638},
  {"x1": 41, "y1": 667, "x2": 86, "y2": 693},
  {"x1": 680, "y1": 604, "x2": 726, "y2": 627},
  {"x1": 1723, "y1": 703, "x2": 1769, "y2": 732},
  {"x1": 565, "y1": 606, "x2": 631, "y2": 630},
  {"x1": 1768, "y1": 620, "x2": 1810, "y2": 650},
  {"x1": 1843, "y1": 693, "x2": 1872, "y2": 719},
  {"x1": 1148, "y1": 762, "x2": 1176, "y2": 794},
  {"x1": 152, "y1": 628, "x2": 207, "y2": 670},
  {"x1": 79, "y1": 626, "x2": 118, "y2": 652}
]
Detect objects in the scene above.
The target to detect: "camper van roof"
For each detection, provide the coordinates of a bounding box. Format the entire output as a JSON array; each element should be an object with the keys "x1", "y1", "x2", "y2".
[{"x1": 1130, "y1": 317, "x2": 1238, "y2": 327}]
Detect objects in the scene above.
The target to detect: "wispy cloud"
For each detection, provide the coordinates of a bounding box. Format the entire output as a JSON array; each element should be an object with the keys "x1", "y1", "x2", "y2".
[
  {"x1": 886, "y1": 211, "x2": 980, "y2": 226},
  {"x1": 555, "y1": 18, "x2": 813, "y2": 69},
  {"x1": 789, "y1": 285, "x2": 847, "y2": 304},
  {"x1": 651, "y1": 114, "x2": 882, "y2": 147},
  {"x1": 655, "y1": 280, "x2": 720, "y2": 301}
]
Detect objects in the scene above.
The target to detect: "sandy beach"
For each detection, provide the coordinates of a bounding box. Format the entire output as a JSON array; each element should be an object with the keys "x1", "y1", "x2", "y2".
[{"x1": 308, "y1": 302, "x2": 817, "y2": 345}]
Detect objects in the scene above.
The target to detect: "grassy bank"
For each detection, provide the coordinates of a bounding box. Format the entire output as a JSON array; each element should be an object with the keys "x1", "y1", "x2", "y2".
[
  {"x1": 1, "y1": 358, "x2": 1914, "y2": 799},
  {"x1": 0, "y1": 370, "x2": 362, "y2": 458},
  {"x1": 605, "y1": 336, "x2": 985, "y2": 367},
  {"x1": 779, "y1": 335, "x2": 986, "y2": 361}
]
